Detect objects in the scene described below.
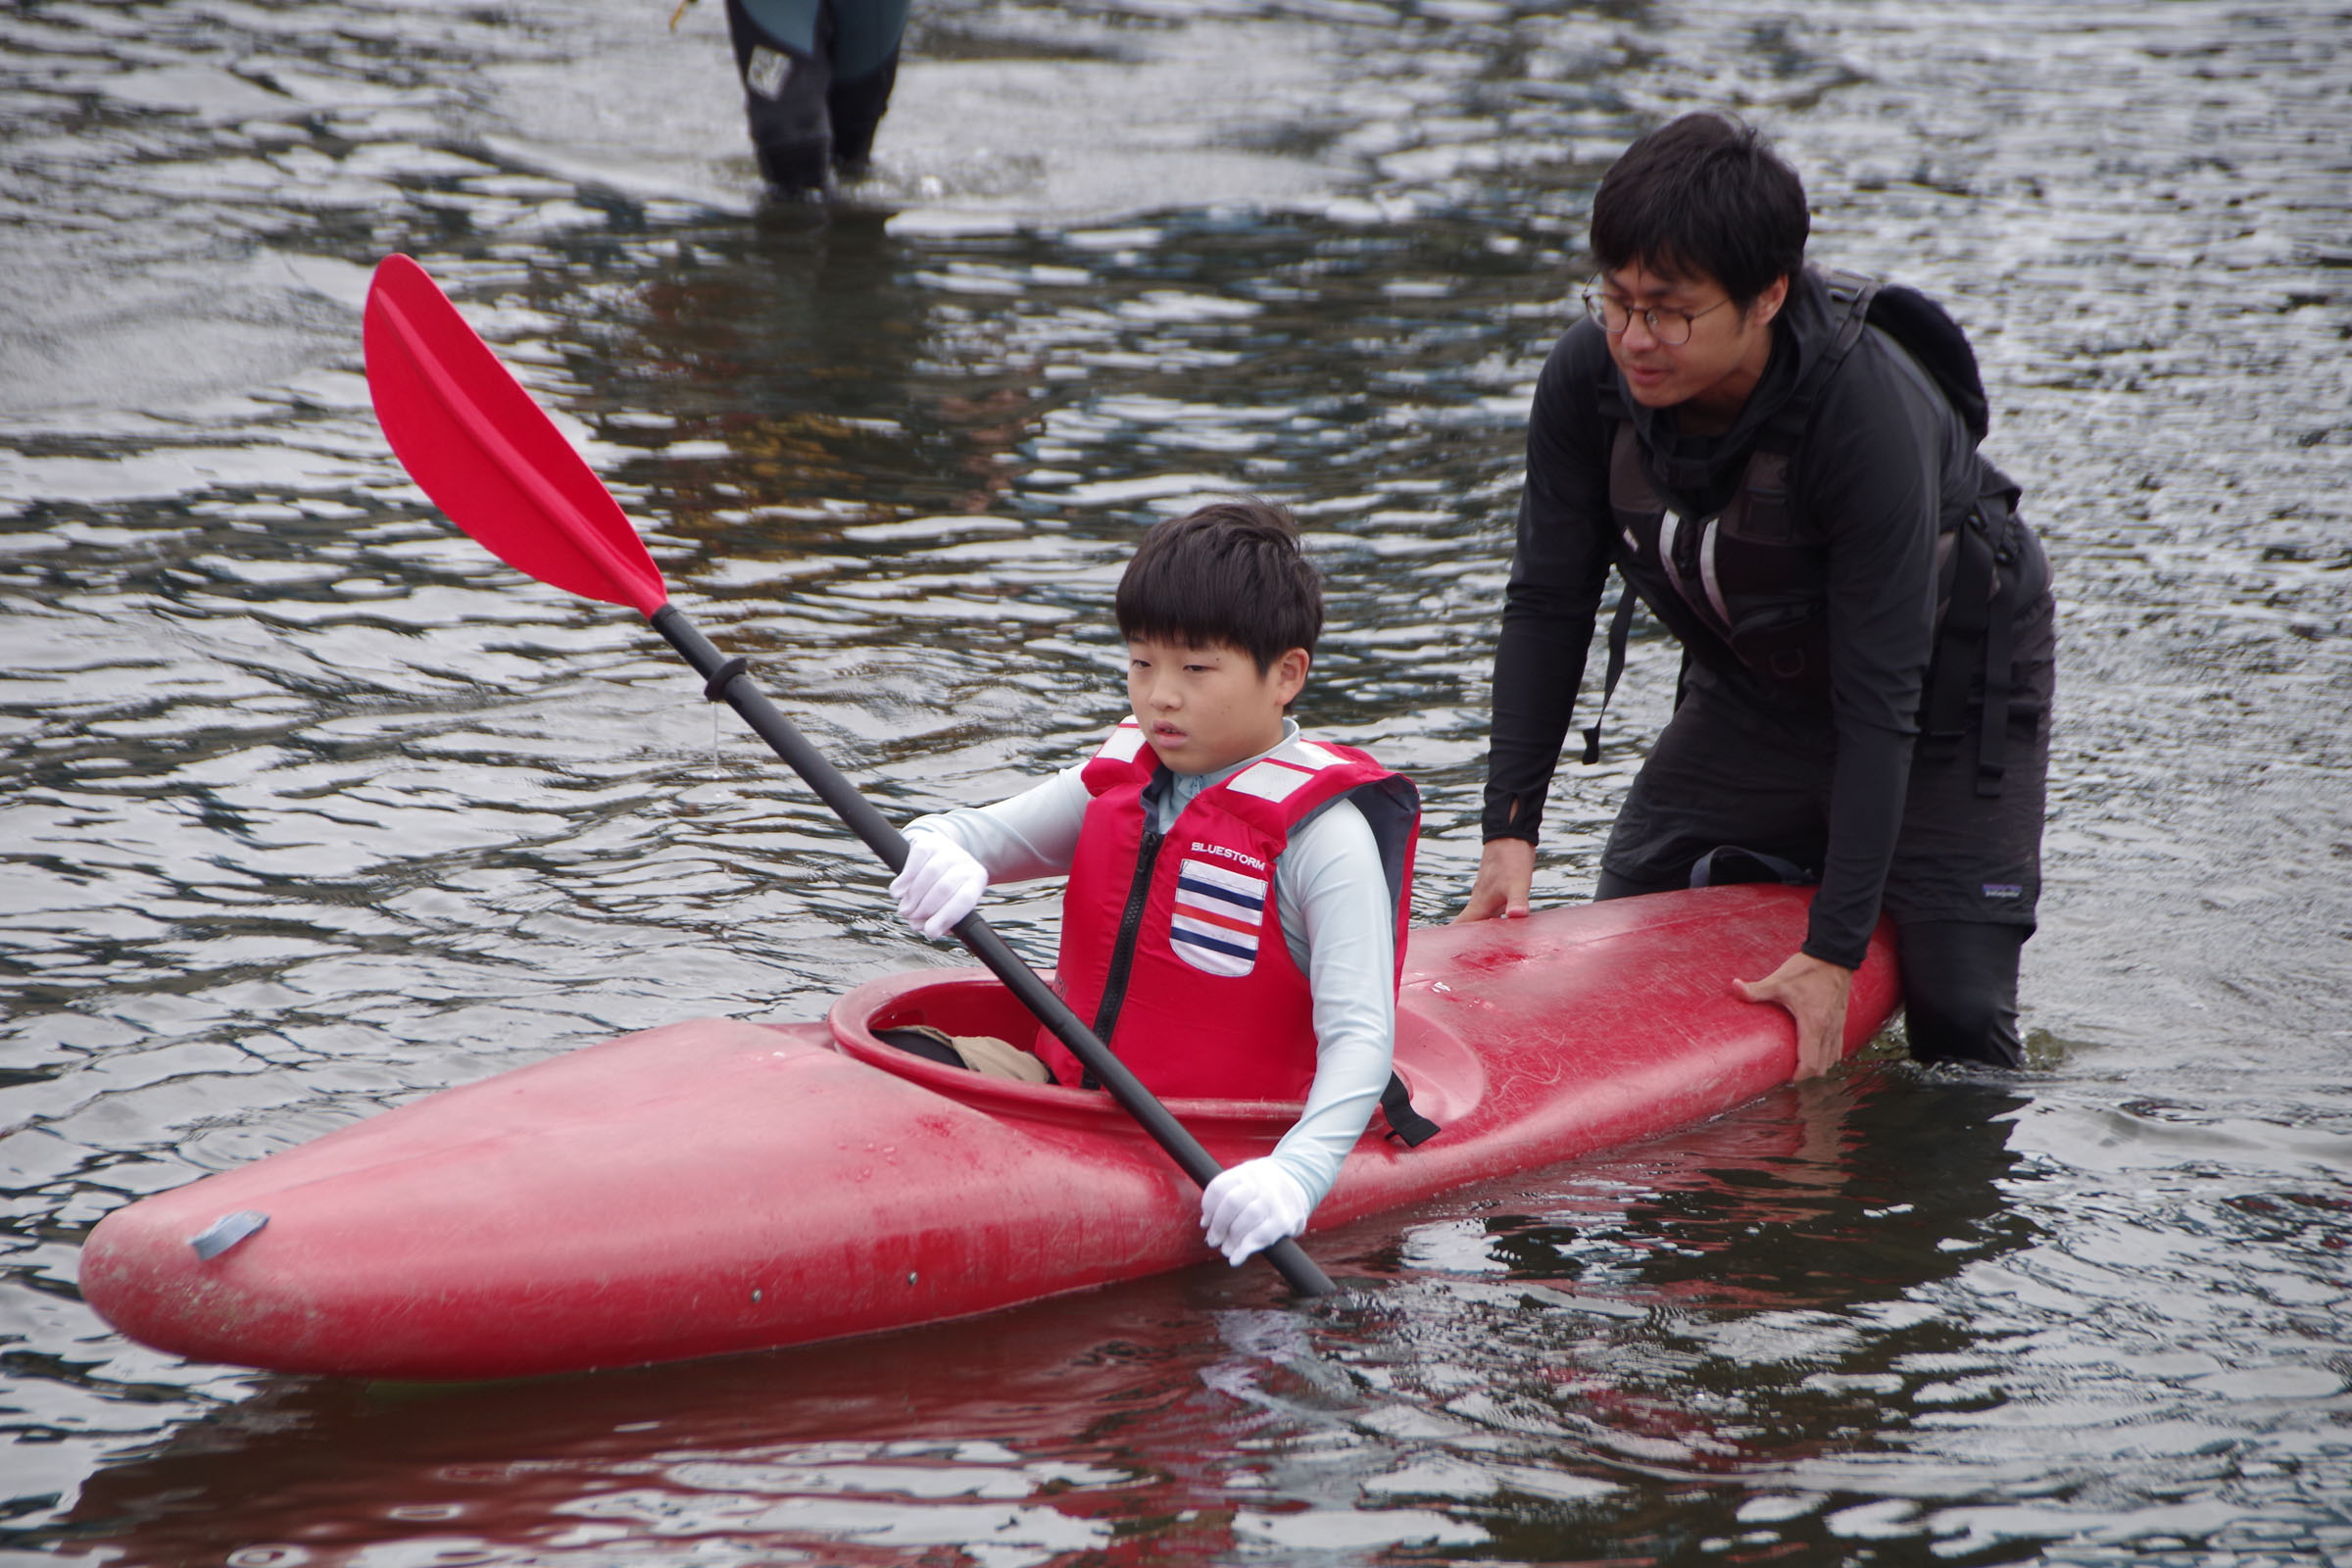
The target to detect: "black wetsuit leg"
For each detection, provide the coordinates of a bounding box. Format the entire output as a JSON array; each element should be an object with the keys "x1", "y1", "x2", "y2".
[
  {"x1": 1594, "y1": 865, "x2": 1683, "y2": 900},
  {"x1": 826, "y1": 51, "x2": 898, "y2": 172},
  {"x1": 1597, "y1": 684, "x2": 1833, "y2": 897},
  {"x1": 724, "y1": 0, "x2": 835, "y2": 192},
  {"x1": 1881, "y1": 584, "x2": 2052, "y2": 1072},
  {"x1": 822, "y1": 0, "x2": 908, "y2": 172},
  {"x1": 1896, "y1": 920, "x2": 2027, "y2": 1067}
]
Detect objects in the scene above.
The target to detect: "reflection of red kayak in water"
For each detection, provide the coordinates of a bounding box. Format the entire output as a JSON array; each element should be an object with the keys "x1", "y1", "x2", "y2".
[{"x1": 78, "y1": 886, "x2": 1895, "y2": 1382}]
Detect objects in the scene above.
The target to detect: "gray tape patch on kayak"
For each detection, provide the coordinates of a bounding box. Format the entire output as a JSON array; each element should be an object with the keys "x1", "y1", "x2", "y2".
[{"x1": 188, "y1": 1209, "x2": 269, "y2": 1261}]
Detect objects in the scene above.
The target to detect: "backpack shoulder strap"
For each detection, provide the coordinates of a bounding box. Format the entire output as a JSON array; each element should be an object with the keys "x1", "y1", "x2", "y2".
[{"x1": 1757, "y1": 269, "x2": 1879, "y2": 452}]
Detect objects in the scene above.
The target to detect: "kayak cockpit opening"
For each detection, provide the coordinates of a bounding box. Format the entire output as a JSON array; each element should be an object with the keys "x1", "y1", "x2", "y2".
[
  {"x1": 827, "y1": 963, "x2": 1490, "y2": 1140},
  {"x1": 827, "y1": 968, "x2": 1317, "y2": 1137}
]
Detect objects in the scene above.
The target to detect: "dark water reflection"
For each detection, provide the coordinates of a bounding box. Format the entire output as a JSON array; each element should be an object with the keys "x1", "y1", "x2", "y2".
[{"x1": 4, "y1": 0, "x2": 2350, "y2": 1563}]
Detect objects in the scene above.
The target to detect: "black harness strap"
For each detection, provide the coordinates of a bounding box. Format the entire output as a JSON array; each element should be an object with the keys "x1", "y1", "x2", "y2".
[
  {"x1": 1973, "y1": 499, "x2": 2021, "y2": 799},
  {"x1": 1916, "y1": 487, "x2": 2020, "y2": 799},
  {"x1": 1920, "y1": 508, "x2": 1993, "y2": 758},
  {"x1": 1381, "y1": 1070, "x2": 1441, "y2": 1146},
  {"x1": 1582, "y1": 583, "x2": 1641, "y2": 764},
  {"x1": 1755, "y1": 270, "x2": 1878, "y2": 451}
]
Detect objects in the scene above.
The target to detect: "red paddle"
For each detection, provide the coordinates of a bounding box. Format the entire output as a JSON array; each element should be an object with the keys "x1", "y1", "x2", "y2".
[{"x1": 362, "y1": 253, "x2": 1337, "y2": 1299}]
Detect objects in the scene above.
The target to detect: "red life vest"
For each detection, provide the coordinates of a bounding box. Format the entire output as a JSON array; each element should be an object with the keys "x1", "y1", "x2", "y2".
[{"x1": 1037, "y1": 721, "x2": 1419, "y2": 1101}]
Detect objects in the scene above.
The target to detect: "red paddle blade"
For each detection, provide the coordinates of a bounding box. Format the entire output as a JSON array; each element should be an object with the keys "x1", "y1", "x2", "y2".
[{"x1": 364, "y1": 254, "x2": 667, "y2": 617}]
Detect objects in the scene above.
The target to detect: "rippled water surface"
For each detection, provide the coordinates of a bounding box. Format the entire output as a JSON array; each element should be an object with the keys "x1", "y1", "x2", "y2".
[{"x1": 4, "y1": 0, "x2": 2349, "y2": 1563}]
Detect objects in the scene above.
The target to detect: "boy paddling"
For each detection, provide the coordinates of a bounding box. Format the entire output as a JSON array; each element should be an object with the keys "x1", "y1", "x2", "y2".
[{"x1": 888, "y1": 500, "x2": 1422, "y2": 1266}]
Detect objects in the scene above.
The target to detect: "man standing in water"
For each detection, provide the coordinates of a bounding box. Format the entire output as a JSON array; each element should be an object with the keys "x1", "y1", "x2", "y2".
[{"x1": 1458, "y1": 113, "x2": 2056, "y2": 1073}]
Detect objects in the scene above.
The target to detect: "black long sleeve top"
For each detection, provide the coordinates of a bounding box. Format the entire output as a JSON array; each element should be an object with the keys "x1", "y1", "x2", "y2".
[{"x1": 1482, "y1": 269, "x2": 1986, "y2": 968}]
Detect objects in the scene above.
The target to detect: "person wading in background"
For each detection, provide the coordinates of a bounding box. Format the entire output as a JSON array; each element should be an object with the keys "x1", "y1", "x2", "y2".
[{"x1": 716, "y1": 0, "x2": 907, "y2": 194}]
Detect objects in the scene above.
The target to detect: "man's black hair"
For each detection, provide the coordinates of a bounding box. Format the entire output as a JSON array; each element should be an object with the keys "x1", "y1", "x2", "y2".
[
  {"x1": 1590, "y1": 113, "x2": 1809, "y2": 307},
  {"x1": 1115, "y1": 498, "x2": 1322, "y2": 673}
]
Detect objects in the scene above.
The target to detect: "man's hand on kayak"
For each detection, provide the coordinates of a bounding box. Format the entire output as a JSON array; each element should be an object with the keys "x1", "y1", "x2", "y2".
[
  {"x1": 1736, "y1": 952, "x2": 1854, "y2": 1079},
  {"x1": 1452, "y1": 837, "x2": 1535, "y2": 923},
  {"x1": 1200, "y1": 1157, "x2": 1311, "y2": 1265},
  {"x1": 891, "y1": 829, "x2": 987, "y2": 940}
]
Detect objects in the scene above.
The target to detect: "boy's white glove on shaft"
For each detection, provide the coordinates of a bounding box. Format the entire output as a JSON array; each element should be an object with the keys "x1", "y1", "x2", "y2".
[
  {"x1": 1200, "y1": 1157, "x2": 1311, "y2": 1266},
  {"x1": 891, "y1": 829, "x2": 987, "y2": 940}
]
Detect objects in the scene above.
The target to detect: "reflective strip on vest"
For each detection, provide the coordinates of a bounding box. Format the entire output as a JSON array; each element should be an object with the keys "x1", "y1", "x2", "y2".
[
  {"x1": 1093, "y1": 720, "x2": 1150, "y2": 765},
  {"x1": 1227, "y1": 757, "x2": 1316, "y2": 804}
]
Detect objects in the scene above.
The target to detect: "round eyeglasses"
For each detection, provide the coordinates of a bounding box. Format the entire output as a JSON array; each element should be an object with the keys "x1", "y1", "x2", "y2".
[{"x1": 1582, "y1": 284, "x2": 1735, "y2": 347}]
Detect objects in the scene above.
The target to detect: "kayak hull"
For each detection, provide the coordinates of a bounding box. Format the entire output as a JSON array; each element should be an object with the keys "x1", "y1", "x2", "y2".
[{"x1": 79, "y1": 886, "x2": 1898, "y2": 1379}]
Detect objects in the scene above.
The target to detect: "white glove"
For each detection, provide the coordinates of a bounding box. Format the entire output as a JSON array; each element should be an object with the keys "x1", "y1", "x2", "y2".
[
  {"x1": 1200, "y1": 1157, "x2": 1312, "y2": 1267},
  {"x1": 890, "y1": 829, "x2": 987, "y2": 940}
]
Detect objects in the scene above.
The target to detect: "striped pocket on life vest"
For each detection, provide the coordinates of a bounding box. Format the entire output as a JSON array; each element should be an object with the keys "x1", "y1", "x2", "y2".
[{"x1": 1170, "y1": 857, "x2": 1267, "y2": 976}]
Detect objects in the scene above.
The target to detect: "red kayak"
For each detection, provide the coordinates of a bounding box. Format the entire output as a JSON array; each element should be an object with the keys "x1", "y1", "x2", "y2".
[{"x1": 78, "y1": 886, "x2": 1897, "y2": 1381}]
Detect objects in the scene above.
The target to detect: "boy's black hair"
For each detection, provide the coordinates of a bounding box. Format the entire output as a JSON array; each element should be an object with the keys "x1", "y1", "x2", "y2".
[
  {"x1": 1115, "y1": 498, "x2": 1322, "y2": 673},
  {"x1": 1590, "y1": 113, "x2": 1809, "y2": 308}
]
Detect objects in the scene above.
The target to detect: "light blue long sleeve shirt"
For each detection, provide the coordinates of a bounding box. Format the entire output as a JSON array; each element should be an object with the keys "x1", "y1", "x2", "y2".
[{"x1": 907, "y1": 720, "x2": 1396, "y2": 1207}]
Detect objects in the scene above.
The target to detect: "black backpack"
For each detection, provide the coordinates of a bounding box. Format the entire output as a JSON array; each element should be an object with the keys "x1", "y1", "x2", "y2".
[{"x1": 1856, "y1": 276, "x2": 1990, "y2": 445}]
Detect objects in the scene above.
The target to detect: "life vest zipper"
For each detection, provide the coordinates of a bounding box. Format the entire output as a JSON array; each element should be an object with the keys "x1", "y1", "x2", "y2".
[{"x1": 1082, "y1": 822, "x2": 1164, "y2": 1088}]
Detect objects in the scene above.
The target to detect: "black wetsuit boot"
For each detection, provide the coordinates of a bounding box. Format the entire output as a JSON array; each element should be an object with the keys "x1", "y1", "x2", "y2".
[{"x1": 826, "y1": 48, "x2": 898, "y2": 176}]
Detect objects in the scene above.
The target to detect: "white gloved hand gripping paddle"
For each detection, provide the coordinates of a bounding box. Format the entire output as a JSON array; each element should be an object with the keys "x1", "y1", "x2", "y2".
[
  {"x1": 890, "y1": 828, "x2": 988, "y2": 940},
  {"x1": 1200, "y1": 1156, "x2": 1312, "y2": 1266}
]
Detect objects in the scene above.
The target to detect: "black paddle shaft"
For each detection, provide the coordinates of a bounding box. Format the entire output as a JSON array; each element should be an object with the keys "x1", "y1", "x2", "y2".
[{"x1": 647, "y1": 606, "x2": 1339, "y2": 1299}]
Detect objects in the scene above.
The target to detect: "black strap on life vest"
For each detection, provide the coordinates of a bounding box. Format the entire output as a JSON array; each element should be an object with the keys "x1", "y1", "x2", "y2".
[
  {"x1": 1580, "y1": 584, "x2": 1642, "y2": 764},
  {"x1": 1755, "y1": 270, "x2": 1878, "y2": 451},
  {"x1": 1970, "y1": 494, "x2": 2021, "y2": 799},
  {"x1": 1919, "y1": 507, "x2": 1991, "y2": 755},
  {"x1": 1916, "y1": 487, "x2": 2021, "y2": 797}
]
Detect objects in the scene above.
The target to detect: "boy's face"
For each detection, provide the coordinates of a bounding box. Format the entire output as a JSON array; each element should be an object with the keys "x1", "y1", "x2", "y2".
[{"x1": 1125, "y1": 637, "x2": 1308, "y2": 776}]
